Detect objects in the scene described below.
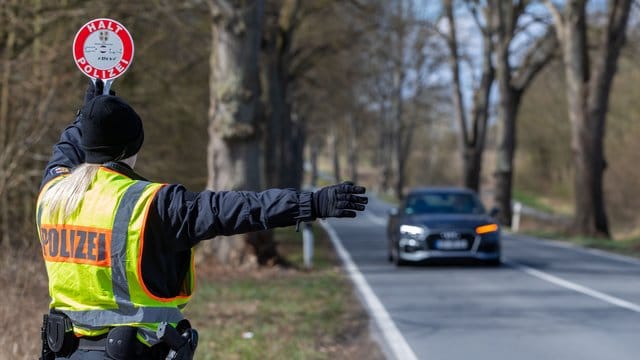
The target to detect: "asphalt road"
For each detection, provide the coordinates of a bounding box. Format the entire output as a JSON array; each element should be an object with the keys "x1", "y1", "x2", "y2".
[{"x1": 324, "y1": 196, "x2": 640, "y2": 360}]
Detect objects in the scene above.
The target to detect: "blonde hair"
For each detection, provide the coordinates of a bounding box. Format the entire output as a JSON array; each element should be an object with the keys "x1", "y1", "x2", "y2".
[{"x1": 40, "y1": 164, "x2": 100, "y2": 221}]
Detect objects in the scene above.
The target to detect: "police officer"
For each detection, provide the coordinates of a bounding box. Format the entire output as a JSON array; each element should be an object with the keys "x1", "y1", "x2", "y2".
[{"x1": 37, "y1": 80, "x2": 368, "y2": 360}]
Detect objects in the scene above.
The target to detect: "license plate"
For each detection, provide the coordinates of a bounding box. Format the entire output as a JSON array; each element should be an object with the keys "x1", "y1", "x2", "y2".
[{"x1": 435, "y1": 239, "x2": 468, "y2": 250}]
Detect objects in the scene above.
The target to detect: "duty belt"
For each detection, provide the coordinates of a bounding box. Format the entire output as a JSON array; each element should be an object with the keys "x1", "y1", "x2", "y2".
[
  {"x1": 41, "y1": 312, "x2": 197, "y2": 360},
  {"x1": 76, "y1": 328, "x2": 161, "y2": 359}
]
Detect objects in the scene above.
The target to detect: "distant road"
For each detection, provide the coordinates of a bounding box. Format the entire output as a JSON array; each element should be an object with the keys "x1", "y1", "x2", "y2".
[{"x1": 324, "y1": 196, "x2": 640, "y2": 360}]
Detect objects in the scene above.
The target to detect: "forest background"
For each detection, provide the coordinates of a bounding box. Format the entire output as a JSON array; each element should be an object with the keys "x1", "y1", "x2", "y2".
[{"x1": 2, "y1": 0, "x2": 640, "y2": 264}]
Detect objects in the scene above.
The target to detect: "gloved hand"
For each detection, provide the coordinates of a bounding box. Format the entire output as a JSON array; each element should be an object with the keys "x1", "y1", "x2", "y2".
[
  {"x1": 83, "y1": 79, "x2": 115, "y2": 105},
  {"x1": 312, "y1": 181, "x2": 368, "y2": 218}
]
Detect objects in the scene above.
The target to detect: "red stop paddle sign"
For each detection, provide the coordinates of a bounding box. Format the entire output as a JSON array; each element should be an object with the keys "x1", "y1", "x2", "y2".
[{"x1": 73, "y1": 18, "x2": 134, "y2": 81}]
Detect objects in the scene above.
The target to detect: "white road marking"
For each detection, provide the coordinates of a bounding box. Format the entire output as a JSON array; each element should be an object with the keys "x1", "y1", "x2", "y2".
[
  {"x1": 505, "y1": 259, "x2": 640, "y2": 313},
  {"x1": 509, "y1": 233, "x2": 640, "y2": 266},
  {"x1": 320, "y1": 220, "x2": 418, "y2": 360}
]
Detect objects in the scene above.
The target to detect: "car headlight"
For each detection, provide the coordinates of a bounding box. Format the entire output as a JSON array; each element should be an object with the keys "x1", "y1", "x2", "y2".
[{"x1": 400, "y1": 224, "x2": 427, "y2": 240}]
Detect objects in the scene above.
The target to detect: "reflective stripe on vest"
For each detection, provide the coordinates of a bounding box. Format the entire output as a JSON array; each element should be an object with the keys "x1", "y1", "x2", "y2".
[{"x1": 37, "y1": 167, "x2": 194, "y2": 344}]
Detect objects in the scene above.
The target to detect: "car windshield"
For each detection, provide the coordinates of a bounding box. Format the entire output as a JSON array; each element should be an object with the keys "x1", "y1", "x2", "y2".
[{"x1": 404, "y1": 192, "x2": 485, "y2": 215}]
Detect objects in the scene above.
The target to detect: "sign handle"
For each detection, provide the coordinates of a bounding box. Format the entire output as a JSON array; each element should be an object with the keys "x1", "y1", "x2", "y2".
[
  {"x1": 90, "y1": 78, "x2": 114, "y2": 95},
  {"x1": 103, "y1": 79, "x2": 113, "y2": 95}
]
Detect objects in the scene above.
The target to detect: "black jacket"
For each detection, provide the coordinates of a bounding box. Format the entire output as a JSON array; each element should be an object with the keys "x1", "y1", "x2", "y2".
[{"x1": 41, "y1": 115, "x2": 315, "y2": 298}]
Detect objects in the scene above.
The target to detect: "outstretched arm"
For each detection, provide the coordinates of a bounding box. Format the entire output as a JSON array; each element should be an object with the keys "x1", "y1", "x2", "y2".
[{"x1": 154, "y1": 182, "x2": 367, "y2": 250}]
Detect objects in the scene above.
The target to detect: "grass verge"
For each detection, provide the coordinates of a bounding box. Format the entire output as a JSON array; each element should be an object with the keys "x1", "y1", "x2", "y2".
[
  {"x1": 512, "y1": 189, "x2": 557, "y2": 214},
  {"x1": 183, "y1": 225, "x2": 383, "y2": 359},
  {"x1": 521, "y1": 229, "x2": 640, "y2": 258}
]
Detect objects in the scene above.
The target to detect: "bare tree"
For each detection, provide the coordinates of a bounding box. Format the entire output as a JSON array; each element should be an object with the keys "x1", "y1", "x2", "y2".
[
  {"x1": 261, "y1": 0, "x2": 346, "y2": 189},
  {"x1": 204, "y1": 0, "x2": 270, "y2": 266},
  {"x1": 0, "y1": 1, "x2": 73, "y2": 247},
  {"x1": 490, "y1": 0, "x2": 558, "y2": 225},
  {"x1": 544, "y1": 0, "x2": 632, "y2": 237},
  {"x1": 366, "y1": 0, "x2": 435, "y2": 199},
  {"x1": 347, "y1": 112, "x2": 359, "y2": 184},
  {"x1": 443, "y1": 0, "x2": 494, "y2": 193},
  {"x1": 261, "y1": 0, "x2": 299, "y2": 188}
]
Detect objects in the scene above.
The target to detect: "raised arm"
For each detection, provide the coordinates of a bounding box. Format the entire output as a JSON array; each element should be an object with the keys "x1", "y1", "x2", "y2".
[{"x1": 40, "y1": 80, "x2": 107, "y2": 187}]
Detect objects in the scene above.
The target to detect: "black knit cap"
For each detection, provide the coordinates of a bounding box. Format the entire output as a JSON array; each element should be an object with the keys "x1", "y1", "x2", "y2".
[{"x1": 80, "y1": 95, "x2": 144, "y2": 164}]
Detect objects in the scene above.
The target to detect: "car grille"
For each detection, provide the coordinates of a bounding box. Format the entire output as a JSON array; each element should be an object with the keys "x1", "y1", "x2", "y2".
[{"x1": 426, "y1": 233, "x2": 475, "y2": 251}]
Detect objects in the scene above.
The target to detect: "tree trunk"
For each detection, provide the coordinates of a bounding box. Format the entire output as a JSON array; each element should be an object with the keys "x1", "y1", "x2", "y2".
[
  {"x1": 444, "y1": 0, "x2": 493, "y2": 193},
  {"x1": 392, "y1": 91, "x2": 404, "y2": 200},
  {"x1": 492, "y1": 1, "x2": 519, "y2": 226},
  {"x1": 261, "y1": 48, "x2": 288, "y2": 187},
  {"x1": 375, "y1": 96, "x2": 390, "y2": 191},
  {"x1": 444, "y1": 0, "x2": 469, "y2": 183},
  {"x1": 379, "y1": 117, "x2": 392, "y2": 192},
  {"x1": 463, "y1": 147, "x2": 483, "y2": 195},
  {"x1": 491, "y1": 1, "x2": 557, "y2": 227},
  {"x1": 205, "y1": 0, "x2": 272, "y2": 266},
  {"x1": 347, "y1": 113, "x2": 358, "y2": 183},
  {"x1": 558, "y1": 1, "x2": 594, "y2": 236},
  {"x1": 329, "y1": 133, "x2": 341, "y2": 182},
  {"x1": 263, "y1": 54, "x2": 301, "y2": 189},
  {"x1": 0, "y1": 6, "x2": 16, "y2": 245},
  {"x1": 546, "y1": 0, "x2": 630, "y2": 237},
  {"x1": 392, "y1": 1, "x2": 406, "y2": 200},
  {"x1": 261, "y1": 0, "x2": 304, "y2": 189},
  {"x1": 310, "y1": 142, "x2": 319, "y2": 188},
  {"x1": 289, "y1": 114, "x2": 305, "y2": 188},
  {"x1": 582, "y1": 0, "x2": 631, "y2": 236},
  {"x1": 494, "y1": 89, "x2": 523, "y2": 226},
  {"x1": 464, "y1": 40, "x2": 493, "y2": 193}
]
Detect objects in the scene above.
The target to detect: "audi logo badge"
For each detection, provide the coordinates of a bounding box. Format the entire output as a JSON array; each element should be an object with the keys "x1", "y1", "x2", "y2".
[{"x1": 441, "y1": 231, "x2": 461, "y2": 240}]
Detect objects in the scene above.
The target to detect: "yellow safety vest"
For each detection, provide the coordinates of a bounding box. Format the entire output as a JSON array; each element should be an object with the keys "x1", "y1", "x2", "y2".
[{"x1": 36, "y1": 167, "x2": 194, "y2": 345}]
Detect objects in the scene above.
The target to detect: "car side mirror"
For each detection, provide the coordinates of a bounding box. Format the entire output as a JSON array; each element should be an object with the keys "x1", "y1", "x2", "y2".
[
  {"x1": 489, "y1": 207, "x2": 500, "y2": 217},
  {"x1": 388, "y1": 208, "x2": 399, "y2": 216}
]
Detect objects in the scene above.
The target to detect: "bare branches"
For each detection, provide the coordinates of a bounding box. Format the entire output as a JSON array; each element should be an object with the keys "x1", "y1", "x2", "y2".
[
  {"x1": 543, "y1": 0, "x2": 565, "y2": 35},
  {"x1": 512, "y1": 27, "x2": 559, "y2": 90},
  {"x1": 444, "y1": 0, "x2": 470, "y2": 146},
  {"x1": 289, "y1": 44, "x2": 333, "y2": 81},
  {"x1": 207, "y1": 0, "x2": 234, "y2": 20},
  {"x1": 465, "y1": 0, "x2": 491, "y2": 37}
]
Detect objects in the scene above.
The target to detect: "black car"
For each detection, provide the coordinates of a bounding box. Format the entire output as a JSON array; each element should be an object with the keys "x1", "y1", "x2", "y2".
[{"x1": 387, "y1": 187, "x2": 501, "y2": 266}]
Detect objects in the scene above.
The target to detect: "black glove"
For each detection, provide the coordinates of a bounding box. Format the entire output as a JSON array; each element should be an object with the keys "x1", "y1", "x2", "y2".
[
  {"x1": 83, "y1": 79, "x2": 115, "y2": 105},
  {"x1": 312, "y1": 181, "x2": 368, "y2": 218}
]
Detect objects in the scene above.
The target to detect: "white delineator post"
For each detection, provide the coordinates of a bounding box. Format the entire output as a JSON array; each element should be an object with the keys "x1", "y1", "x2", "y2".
[
  {"x1": 302, "y1": 222, "x2": 313, "y2": 269},
  {"x1": 512, "y1": 201, "x2": 522, "y2": 232}
]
